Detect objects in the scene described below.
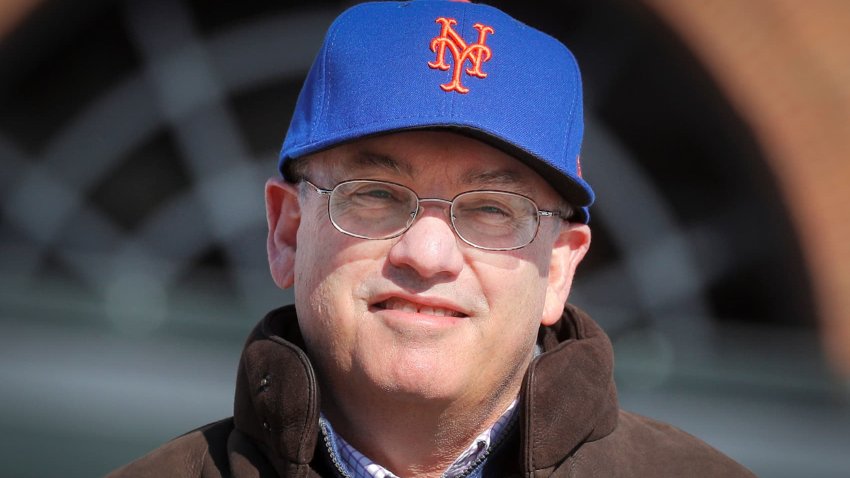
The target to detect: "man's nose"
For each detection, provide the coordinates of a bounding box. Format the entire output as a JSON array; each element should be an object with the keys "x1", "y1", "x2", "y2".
[{"x1": 387, "y1": 205, "x2": 464, "y2": 280}]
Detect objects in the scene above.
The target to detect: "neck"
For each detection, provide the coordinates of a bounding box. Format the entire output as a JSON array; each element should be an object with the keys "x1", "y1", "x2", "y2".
[{"x1": 322, "y1": 387, "x2": 520, "y2": 478}]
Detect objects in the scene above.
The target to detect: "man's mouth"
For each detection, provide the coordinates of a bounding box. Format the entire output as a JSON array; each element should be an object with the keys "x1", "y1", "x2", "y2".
[{"x1": 374, "y1": 297, "x2": 467, "y2": 318}]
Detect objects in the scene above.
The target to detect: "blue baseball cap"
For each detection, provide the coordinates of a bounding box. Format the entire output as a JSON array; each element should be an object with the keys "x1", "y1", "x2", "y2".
[{"x1": 279, "y1": 0, "x2": 594, "y2": 222}]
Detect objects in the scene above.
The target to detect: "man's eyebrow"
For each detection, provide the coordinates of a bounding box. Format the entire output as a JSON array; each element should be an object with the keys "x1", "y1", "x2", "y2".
[
  {"x1": 348, "y1": 151, "x2": 414, "y2": 177},
  {"x1": 462, "y1": 169, "x2": 532, "y2": 194},
  {"x1": 345, "y1": 153, "x2": 534, "y2": 194}
]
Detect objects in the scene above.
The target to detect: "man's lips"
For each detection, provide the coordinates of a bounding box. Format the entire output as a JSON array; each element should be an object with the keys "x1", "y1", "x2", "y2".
[{"x1": 371, "y1": 296, "x2": 468, "y2": 318}]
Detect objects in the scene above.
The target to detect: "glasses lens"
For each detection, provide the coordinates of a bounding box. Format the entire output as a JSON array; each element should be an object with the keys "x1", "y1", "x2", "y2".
[
  {"x1": 329, "y1": 180, "x2": 418, "y2": 239},
  {"x1": 452, "y1": 191, "x2": 540, "y2": 250}
]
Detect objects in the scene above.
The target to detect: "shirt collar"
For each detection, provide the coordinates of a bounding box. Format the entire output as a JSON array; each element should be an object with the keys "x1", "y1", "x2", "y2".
[{"x1": 320, "y1": 399, "x2": 519, "y2": 478}]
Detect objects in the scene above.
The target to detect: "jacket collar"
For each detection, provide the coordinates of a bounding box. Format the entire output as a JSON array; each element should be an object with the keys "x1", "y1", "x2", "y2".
[
  {"x1": 233, "y1": 304, "x2": 618, "y2": 476},
  {"x1": 233, "y1": 307, "x2": 320, "y2": 476},
  {"x1": 520, "y1": 304, "x2": 619, "y2": 471}
]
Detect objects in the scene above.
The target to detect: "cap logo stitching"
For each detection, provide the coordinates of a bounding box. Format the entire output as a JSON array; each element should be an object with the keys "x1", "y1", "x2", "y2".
[{"x1": 428, "y1": 17, "x2": 494, "y2": 94}]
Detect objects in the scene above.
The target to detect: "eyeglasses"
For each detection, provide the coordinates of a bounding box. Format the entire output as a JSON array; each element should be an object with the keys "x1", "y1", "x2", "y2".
[{"x1": 302, "y1": 179, "x2": 564, "y2": 251}]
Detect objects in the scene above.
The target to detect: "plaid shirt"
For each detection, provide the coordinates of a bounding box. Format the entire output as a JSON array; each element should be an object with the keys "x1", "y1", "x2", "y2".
[{"x1": 319, "y1": 399, "x2": 518, "y2": 478}]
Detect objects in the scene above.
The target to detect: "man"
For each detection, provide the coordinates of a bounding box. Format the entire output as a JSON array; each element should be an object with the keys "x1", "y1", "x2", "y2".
[{"x1": 109, "y1": 0, "x2": 755, "y2": 476}]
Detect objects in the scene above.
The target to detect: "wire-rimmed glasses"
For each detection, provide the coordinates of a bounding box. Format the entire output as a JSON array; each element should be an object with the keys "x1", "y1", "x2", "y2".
[{"x1": 302, "y1": 179, "x2": 563, "y2": 251}]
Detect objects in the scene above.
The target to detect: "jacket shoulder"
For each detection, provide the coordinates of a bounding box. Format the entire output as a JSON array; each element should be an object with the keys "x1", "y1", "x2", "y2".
[
  {"x1": 106, "y1": 417, "x2": 234, "y2": 478},
  {"x1": 567, "y1": 410, "x2": 756, "y2": 477}
]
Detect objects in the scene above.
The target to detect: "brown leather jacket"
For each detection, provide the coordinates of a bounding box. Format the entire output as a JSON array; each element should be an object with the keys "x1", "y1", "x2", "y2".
[{"x1": 107, "y1": 305, "x2": 756, "y2": 477}]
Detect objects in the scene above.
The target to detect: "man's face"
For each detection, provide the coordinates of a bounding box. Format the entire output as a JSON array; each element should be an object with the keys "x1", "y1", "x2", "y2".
[{"x1": 266, "y1": 131, "x2": 590, "y2": 415}]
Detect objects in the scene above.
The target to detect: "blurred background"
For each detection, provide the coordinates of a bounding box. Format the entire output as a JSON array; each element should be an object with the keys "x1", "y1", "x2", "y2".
[{"x1": 1, "y1": 0, "x2": 849, "y2": 476}]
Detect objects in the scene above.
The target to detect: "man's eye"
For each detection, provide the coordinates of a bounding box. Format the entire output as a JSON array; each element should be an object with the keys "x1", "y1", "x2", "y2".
[
  {"x1": 359, "y1": 189, "x2": 394, "y2": 200},
  {"x1": 351, "y1": 188, "x2": 401, "y2": 203},
  {"x1": 474, "y1": 204, "x2": 510, "y2": 216},
  {"x1": 348, "y1": 186, "x2": 404, "y2": 206},
  {"x1": 459, "y1": 200, "x2": 520, "y2": 225}
]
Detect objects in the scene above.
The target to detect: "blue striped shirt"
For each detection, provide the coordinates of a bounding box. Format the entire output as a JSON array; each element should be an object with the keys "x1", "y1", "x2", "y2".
[{"x1": 319, "y1": 399, "x2": 518, "y2": 478}]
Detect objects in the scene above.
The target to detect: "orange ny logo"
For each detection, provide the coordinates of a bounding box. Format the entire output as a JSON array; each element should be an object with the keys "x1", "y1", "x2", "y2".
[{"x1": 428, "y1": 17, "x2": 494, "y2": 94}]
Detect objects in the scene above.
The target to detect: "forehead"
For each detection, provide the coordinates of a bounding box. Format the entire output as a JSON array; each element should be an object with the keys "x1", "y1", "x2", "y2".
[{"x1": 306, "y1": 131, "x2": 556, "y2": 196}]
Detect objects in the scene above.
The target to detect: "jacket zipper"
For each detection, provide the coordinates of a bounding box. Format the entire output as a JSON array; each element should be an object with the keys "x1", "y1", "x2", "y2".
[
  {"x1": 319, "y1": 420, "x2": 353, "y2": 478},
  {"x1": 452, "y1": 415, "x2": 517, "y2": 478}
]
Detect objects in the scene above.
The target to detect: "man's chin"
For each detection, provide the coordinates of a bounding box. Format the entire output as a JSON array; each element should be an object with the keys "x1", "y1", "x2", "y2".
[
  {"x1": 375, "y1": 381, "x2": 463, "y2": 405},
  {"x1": 361, "y1": 361, "x2": 469, "y2": 403}
]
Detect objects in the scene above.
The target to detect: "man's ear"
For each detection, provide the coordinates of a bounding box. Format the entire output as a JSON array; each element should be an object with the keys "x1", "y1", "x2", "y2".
[
  {"x1": 541, "y1": 223, "x2": 591, "y2": 326},
  {"x1": 265, "y1": 178, "x2": 301, "y2": 289}
]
